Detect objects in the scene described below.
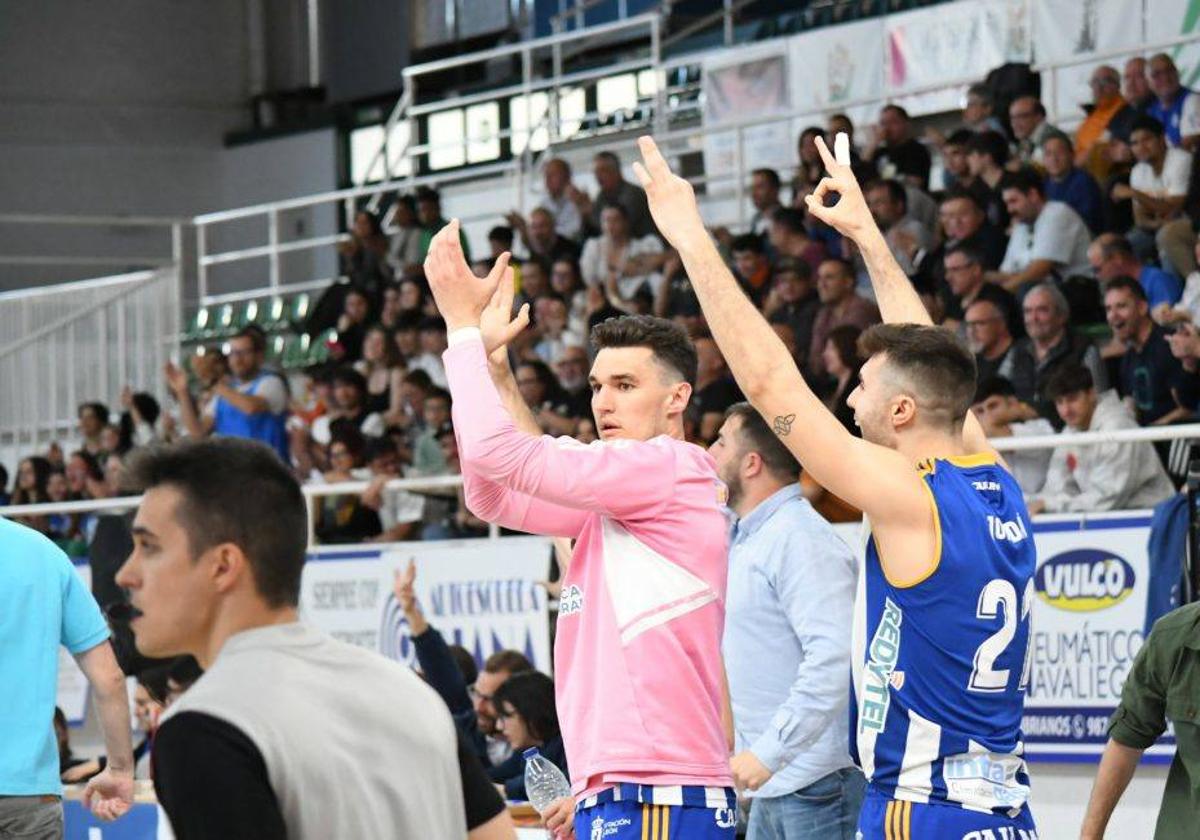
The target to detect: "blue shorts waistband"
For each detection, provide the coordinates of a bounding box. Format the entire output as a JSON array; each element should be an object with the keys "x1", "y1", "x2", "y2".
[{"x1": 578, "y1": 784, "x2": 737, "y2": 812}]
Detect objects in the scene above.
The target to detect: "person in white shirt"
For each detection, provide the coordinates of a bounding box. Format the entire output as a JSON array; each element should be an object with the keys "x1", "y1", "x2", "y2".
[
  {"x1": 533, "y1": 157, "x2": 584, "y2": 241},
  {"x1": 989, "y1": 167, "x2": 1093, "y2": 294},
  {"x1": 1113, "y1": 115, "x2": 1194, "y2": 273},
  {"x1": 1027, "y1": 364, "x2": 1174, "y2": 515},
  {"x1": 309, "y1": 368, "x2": 385, "y2": 447},
  {"x1": 578, "y1": 204, "x2": 665, "y2": 300},
  {"x1": 970, "y1": 376, "x2": 1054, "y2": 496}
]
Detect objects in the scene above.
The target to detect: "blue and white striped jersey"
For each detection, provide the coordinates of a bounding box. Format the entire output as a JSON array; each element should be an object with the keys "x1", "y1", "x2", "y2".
[{"x1": 850, "y1": 454, "x2": 1037, "y2": 816}]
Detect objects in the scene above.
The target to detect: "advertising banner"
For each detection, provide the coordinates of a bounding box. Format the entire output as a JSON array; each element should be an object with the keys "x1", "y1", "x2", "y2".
[{"x1": 1033, "y1": 0, "x2": 1143, "y2": 65}]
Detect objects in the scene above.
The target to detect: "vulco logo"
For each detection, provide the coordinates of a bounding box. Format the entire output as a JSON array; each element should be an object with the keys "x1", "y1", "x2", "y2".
[{"x1": 1035, "y1": 550, "x2": 1135, "y2": 612}]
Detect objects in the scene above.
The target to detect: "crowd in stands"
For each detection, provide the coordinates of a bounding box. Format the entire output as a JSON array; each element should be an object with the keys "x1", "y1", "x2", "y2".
[{"x1": 9, "y1": 53, "x2": 1200, "y2": 542}]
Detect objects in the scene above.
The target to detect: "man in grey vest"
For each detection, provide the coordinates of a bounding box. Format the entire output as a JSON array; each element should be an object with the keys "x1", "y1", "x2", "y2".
[{"x1": 115, "y1": 438, "x2": 513, "y2": 839}]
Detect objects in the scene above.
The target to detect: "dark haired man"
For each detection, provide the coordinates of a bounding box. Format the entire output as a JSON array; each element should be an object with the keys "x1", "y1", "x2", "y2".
[
  {"x1": 730, "y1": 233, "x2": 772, "y2": 306},
  {"x1": 869, "y1": 104, "x2": 931, "y2": 189},
  {"x1": 634, "y1": 134, "x2": 1037, "y2": 837},
  {"x1": 425, "y1": 230, "x2": 736, "y2": 838},
  {"x1": 710, "y1": 404, "x2": 864, "y2": 839},
  {"x1": 116, "y1": 438, "x2": 511, "y2": 839},
  {"x1": 573, "y1": 150, "x2": 655, "y2": 238},
  {"x1": 989, "y1": 167, "x2": 1093, "y2": 293},
  {"x1": 1114, "y1": 115, "x2": 1193, "y2": 266},
  {"x1": 165, "y1": 327, "x2": 289, "y2": 461},
  {"x1": 1027, "y1": 365, "x2": 1173, "y2": 514},
  {"x1": 864, "y1": 178, "x2": 931, "y2": 276}
]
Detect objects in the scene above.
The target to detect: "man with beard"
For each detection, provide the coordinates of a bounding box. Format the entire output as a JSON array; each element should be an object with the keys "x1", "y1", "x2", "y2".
[{"x1": 710, "y1": 403, "x2": 863, "y2": 840}]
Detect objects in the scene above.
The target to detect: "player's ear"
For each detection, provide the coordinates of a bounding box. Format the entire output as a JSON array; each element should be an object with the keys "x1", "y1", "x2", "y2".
[
  {"x1": 667, "y1": 381, "x2": 692, "y2": 416},
  {"x1": 891, "y1": 393, "x2": 917, "y2": 429}
]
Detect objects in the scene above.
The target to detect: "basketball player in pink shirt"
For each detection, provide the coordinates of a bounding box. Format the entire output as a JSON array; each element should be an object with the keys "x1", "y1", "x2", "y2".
[{"x1": 424, "y1": 224, "x2": 737, "y2": 839}]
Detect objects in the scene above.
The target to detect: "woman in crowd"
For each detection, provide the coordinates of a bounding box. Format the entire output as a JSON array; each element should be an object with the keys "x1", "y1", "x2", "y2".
[
  {"x1": 314, "y1": 431, "x2": 382, "y2": 544},
  {"x1": 793, "y1": 125, "x2": 827, "y2": 200},
  {"x1": 338, "y1": 210, "x2": 393, "y2": 300},
  {"x1": 487, "y1": 671, "x2": 567, "y2": 801},
  {"x1": 355, "y1": 325, "x2": 407, "y2": 418},
  {"x1": 118, "y1": 388, "x2": 162, "y2": 452},
  {"x1": 387, "y1": 194, "x2": 424, "y2": 278},
  {"x1": 821, "y1": 324, "x2": 864, "y2": 435},
  {"x1": 11, "y1": 455, "x2": 52, "y2": 533},
  {"x1": 579, "y1": 204, "x2": 665, "y2": 302},
  {"x1": 45, "y1": 470, "x2": 88, "y2": 557},
  {"x1": 550, "y1": 257, "x2": 590, "y2": 339}
]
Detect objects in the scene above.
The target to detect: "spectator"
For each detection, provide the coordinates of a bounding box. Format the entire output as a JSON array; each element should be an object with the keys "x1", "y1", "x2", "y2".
[
  {"x1": 12, "y1": 455, "x2": 52, "y2": 507},
  {"x1": 411, "y1": 388, "x2": 453, "y2": 476},
  {"x1": 748, "y1": 168, "x2": 784, "y2": 236},
  {"x1": 991, "y1": 167, "x2": 1093, "y2": 294},
  {"x1": 808, "y1": 259, "x2": 881, "y2": 378},
  {"x1": 1, "y1": 517, "x2": 133, "y2": 831},
  {"x1": 99, "y1": 424, "x2": 123, "y2": 458},
  {"x1": 730, "y1": 234, "x2": 773, "y2": 306},
  {"x1": 486, "y1": 226, "x2": 514, "y2": 261},
  {"x1": 0, "y1": 464, "x2": 8, "y2": 505},
  {"x1": 691, "y1": 332, "x2": 743, "y2": 444},
  {"x1": 335, "y1": 286, "x2": 373, "y2": 362},
  {"x1": 310, "y1": 366, "x2": 386, "y2": 449},
  {"x1": 579, "y1": 204, "x2": 665, "y2": 300},
  {"x1": 550, "y1": 257, "x2": 590, "y2": 338},
  {"x1": 1010, "y1": 95, "x2": 1065, "y2": 166},
  {"x1": 552, "y1": 344, "x2": 591, "y2": 418},
  {"x1": 166, "y1": 328, "x2": 290, "y2": 462},
  {"x1": 338, "y1": 210, "x2": 392, "y2": 299},
  {"x1": 66, "y1": 449, "x2": 105, "y2": 503},
  {"x1": 410, "y1": 317, "x2": 450, "y2": 389},
  {"x1": 530, "y1": 296, "x2": 582, "y2": 367},
  {"x1": 964, "y1": 130, "x2": 1012, "y2": 228},
  {"x1": 919, "y1": 189, "x2": 1007, "y2": 294},
  {"x1": 314, "y1": 431, "x2": 382, "y2": 544},
  {"x1": 77, "y1": 401, "x2": 110, "y2": 458},
  {"x1": 355, "y1": 325, "x2": 406, "y2": 419},
  {"x1": 359, "y1": 438, "x2": 424, "y2": 543},
  {"x1": 1123, "y1": 57, "x2": 1155, "y2": 115},
  {"x1": 1010, "y1": 282, "x2": 1109, "y2": 426},
  {"x1": 378, "y1": 282, "x2": 404, "y2": 330},
  {"x1": 793, "y1": 126, "x2": 827, "y2": 199},
  {"x1": 768, "y1": 207, "x2": 828, "y2": 276},
  {"x1": 1114, "y1": 116, "x2": 1194, "y2": 271},
  {"x1": 1104, "y1": 276, "x2": 1198, "y2": 425},
  {"x1": 653, "y1": 250, "x2": 703, "y2": 327},
  {"x1": 514, "y1": 259, "x2": 551, "y2": 313},
  {"x1": 827, "y1": 113, "x2": 877, "y2": 184},
  {"x1": 709, "y1": 404, "x2": 864, "y2": 836},
  {"x1": 386, "y1": 194, "x2": 423, "y2": 277},
  {"x1": 971, "y1": 376, "x2": 1054, "y2": 496},
  {"x1": 1028, "y1": 365, "x2": 1174, "y2": 514},
  {"x1": 961, "y1": 82, "x2": 1005, "y2": 134},
  {"x1": 864, "y1": 178, "x2": 932, "y2": 276},
  {"x1": 822, "y1": 325, "x2": 864, "y2": 434},
  {"x1": 1042, "y1": 134, "x2": 1105, "y2": 235},
  {"x1": 1076, "y1": 65, "x2": 1133, "y2": 182},
  {"x1": 940, "y1": 244, "x2": 1018, "y2": 336},
  {"x1": 763, "y1": 259, "x2": 820, "y2": 369},
  {"x1": 117, "y1": 388, "x2": 161, "y2": 451},
  {"x1": 488, "y1": 672, "x2": 567, "y2": 801},
  {"x1": 508, "y1": 206, "x2": 579, "y2": 272},
  {"x1": 416, "y1": 187, "x2": 471, "y2": 264},
  {"x1": 867, "y1": 104, "x2": 931, "y2": 189},
  {"x1": 940, "y1": 128, "x2": 975, "y2": 190},
  {"x1": 1088, "y1": 233, "x2": 1183, "y2": 313},
  {"x1": 966, "y1": 299, "x2": 1034, "y2": 399},
  {"x1": 396, "y1": 277, "x2": 428, "y2": 321},
  {"x1": 1147, "y1": 53, "x2": 1193, "y2": 147},
  {"x1": 574, "y1": 150, "x2": 655, "y2": 239},
  {"x1": 1169, "y1": 239, "x2": 1200, "y2": 324},
  {"x1": 514, "y1": 360, "x2": 580, "y2": 437},
  {"x1": 572, "y1": 416, "x2": 598, "y2": 444},
  {"x1": 534, "y1": 157, "x2": 584, "y2": 241}
]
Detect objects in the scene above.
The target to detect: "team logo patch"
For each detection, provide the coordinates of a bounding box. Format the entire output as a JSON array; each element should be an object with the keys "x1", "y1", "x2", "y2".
[
  {"x1": 714, "y1": 807, "x2": 737, "y2": 829},
  {"x1": 889, "y1": 670, "x2": 905, "y2": 691},
  {"x1": 590, "y1": 816, "x2": 604, "y2": 840},
  {"x1": 560, "y1": 584, "x2": 584, "y2": 615}
]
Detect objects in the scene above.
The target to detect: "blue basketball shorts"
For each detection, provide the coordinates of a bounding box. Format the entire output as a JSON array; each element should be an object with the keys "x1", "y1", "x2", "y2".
[
  {"x1": 574, "y1": 784, "x2": 738, "y2": 840},
  {"x1": 856, "y1": 793, "x2": 1038, "y2": 840}
]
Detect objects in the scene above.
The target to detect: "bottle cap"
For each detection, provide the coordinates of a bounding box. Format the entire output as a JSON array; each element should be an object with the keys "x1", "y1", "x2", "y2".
[{"x1": 523, "y1": 748, "x2": 541, "y2": 760}]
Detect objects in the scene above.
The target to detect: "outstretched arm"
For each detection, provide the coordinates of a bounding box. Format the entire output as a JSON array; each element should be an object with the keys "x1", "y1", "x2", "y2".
[
  {"x1": 803, "y1": 135, "x2": 999, "y2": 461},
  {"x1": 630, "y1": 137, "x2": 927, "y2": 537}
]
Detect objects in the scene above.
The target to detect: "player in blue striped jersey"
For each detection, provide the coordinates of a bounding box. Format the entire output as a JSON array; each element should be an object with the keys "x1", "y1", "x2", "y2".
[{"x1": 629, "y1": 135, "x2": 1038, "y2": 839}]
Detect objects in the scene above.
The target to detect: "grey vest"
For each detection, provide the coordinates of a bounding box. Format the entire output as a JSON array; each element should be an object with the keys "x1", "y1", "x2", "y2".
[{"x1": 163, "y1": 622, "x2": 466, "y2": 839}]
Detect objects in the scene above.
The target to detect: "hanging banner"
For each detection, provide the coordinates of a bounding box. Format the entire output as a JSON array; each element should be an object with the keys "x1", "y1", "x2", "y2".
[
  {"x1": 788, "y1": 18, "x2": 886, "y2": 118},
  {"x1": 299, "y1": 537, "x2": 554, "y2": 674},
  {"x1": 1033, "y1": 0, "x2": 1143, "y2": 65},
  {"x1": 1147, "y1": 0, "x2": 1200, "y2": 90},
  {"x1": 885, "y1": 0, "x2": 1007, "y2": 93},
  {"x1": 701, "y1": 41, "x2": 794, "y2": 176}
]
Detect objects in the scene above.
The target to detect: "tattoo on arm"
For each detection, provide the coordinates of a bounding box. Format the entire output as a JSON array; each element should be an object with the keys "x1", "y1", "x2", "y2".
[{"x1": 772, "y1": 414, "x2": 796, "y2": 437}]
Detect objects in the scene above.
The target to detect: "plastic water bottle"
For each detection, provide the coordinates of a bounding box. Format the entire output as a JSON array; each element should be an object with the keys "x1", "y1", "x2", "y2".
[{"x1": 523, "y1": 747, "x2": 571, "y2": 814}]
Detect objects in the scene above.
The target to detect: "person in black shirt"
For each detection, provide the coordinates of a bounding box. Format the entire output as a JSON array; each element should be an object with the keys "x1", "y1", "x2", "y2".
[
  {"x1": 762, "y1": 259, "x2": 820, "y2": 369},
  {"x1": 489, "y1": 672, "x2": 568, "y2": 801},
  {"x1": 869, "y1": 104, "x2": 932, "y2": 190},
  {"x1": 691, "y1": 332, "x2": 744, "y2": 444},
  {"x1": 1104, "y1": 276, "x2": 1200, "y2": 425}
]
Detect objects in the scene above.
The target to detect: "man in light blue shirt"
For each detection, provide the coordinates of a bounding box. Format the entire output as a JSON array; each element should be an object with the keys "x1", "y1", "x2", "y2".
[
  {"x1": 710, "y1": 404, "x2": 865, "y2": 840},
  {"x1": 0, "y1": 517, "x2": 134, "y2": 836}
]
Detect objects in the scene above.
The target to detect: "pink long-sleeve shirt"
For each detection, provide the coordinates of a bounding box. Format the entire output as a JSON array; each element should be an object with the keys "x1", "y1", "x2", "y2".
[{"x1": 443, "y1": 331, "x2": 733, "y2": 797}]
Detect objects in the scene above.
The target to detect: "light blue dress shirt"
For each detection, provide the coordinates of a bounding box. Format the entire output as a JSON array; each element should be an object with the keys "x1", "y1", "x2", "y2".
[{"x1": 722, "y1": 484, "x2": 858, "y2": 798}]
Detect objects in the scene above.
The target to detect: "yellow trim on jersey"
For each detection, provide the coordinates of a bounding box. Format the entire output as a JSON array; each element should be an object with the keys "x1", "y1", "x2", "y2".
[
  {"x1": 916, "y1": 451, "x2": 998, "y2": 475},
  {"x1": 881, "y1": 477, "x2": 943, "y2": 589}
]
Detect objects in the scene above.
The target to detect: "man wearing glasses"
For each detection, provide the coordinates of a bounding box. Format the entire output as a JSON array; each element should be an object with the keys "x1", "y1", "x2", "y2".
[{"x1": 965, "y1": 299, "x2": 1033, "y2": 401}]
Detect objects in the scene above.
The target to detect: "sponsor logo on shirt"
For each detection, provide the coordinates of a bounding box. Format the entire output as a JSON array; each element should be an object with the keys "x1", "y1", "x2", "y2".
[
  {"x1": 972, "y1": 480, "x2": 1002, "y2": 492},
  {"x1": 943, "y1": 751, "x2": 1029, "y2": 809},
  {"x1": 560, "y1": 584, "x2": 584, "y2": 616},
  {"x1": 1035, "y1": 550, "x2": 1135, "y2": 612},
  {"x1": 591, "y1": 816, "x2": 631, "y2": 838},
  {"x1": 860, "y1": 598, "x2": 903, "y2": 733},
  {"x1": 988, "y1": 514, "x2": 1029, "y2": 544}
]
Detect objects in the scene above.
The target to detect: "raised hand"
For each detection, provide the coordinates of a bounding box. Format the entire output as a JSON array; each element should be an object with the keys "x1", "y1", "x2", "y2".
[
  {"x1": 423, "y1": 220, "x2": 507, "y2": 332},
  {"x1": 82, "y1": 767, "x2": 134, "y2": 822},
  {"x1": 804, "y1": 134, "x2": 875, "y2": 241},
  {"x1": 393, "y1": 560, "x2": 429, "y2": 636},
  {"x1": 479, "y1": 259, "x2": 530, "y2": 364},
  {"x1": 631, "y1": 136, "x2": 709, "y2": 253},
  {"x1": 163, "y1": 361, "x2": 188, "y2": 396}
]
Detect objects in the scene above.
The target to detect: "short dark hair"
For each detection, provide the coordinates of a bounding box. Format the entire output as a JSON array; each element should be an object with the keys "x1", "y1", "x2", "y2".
[
  {"x1": 594, "y1": 150, "x2": 621, "y2": 168},
  {"x1": 751, "y1": 168, "x2": 781, "y2": 190},
  {"x1": 941, "y1": 187, "x2": 984, "y2": 211},
  {"x1": 483, "y1": 649, "x2": 533, "y2": 675},
  {"x1": 137, "y1": 663, "x2": 173, "y2": 704},
  {"x1": 730, "y1": 233, "x2": 766, "y2": 254},
  {"x1": 967, "y1": 131, "x2": 1010, "y2": 167},
  {"x1": 1095, "y1": 233, "x2": 1136, "y2": 262},
  {"x1": 492, "y1": 670, "x2": 560, "y2": 743},
  {"x1": 1044, "y1": 364, "x2": 1095, "y2": 401},
  {"x1": 331, "y1": 366, "x2": 368, "y2": 393},
  {"x1": 967, "y1": 83, "x2": 994, "y2": 107},
  {"x1": 590, "y1": 315, "x2": 699, "y2": 387},
  {"x1": 403, "y1": 368, "x2": 433, "y2": 391},
  {"x1": 770, "y1": 207, "x2": 807, "y2": 235},
  {"x1": 488, "y1": 225, "x2": 514, "y2": 246},
  {"x1": 1130, "y1": 115, "x2": 1166, "y2": 138},
  {"x1": 78, "y1": 401, "x2": 109, "y2": 423},
  {"x1": 415, "y1": 186, "x2": 441, "y2": 205},
  {"x1": 167, "y1": 655, "x2": 204, "y2": 692},
  {"x1": 724, "y1": 403, "x2": 800, "y2": 482},
  {"x1": 362, "y1": 436, "x2": 398, "y2": 464},
  {"x1": 881, "y1": 104, "x2": 910, "y2": 121},
  {"x1": 825, "y1": 324, "x2": 863, "y2": 373},
  {"x1": 418, "y1": 316, "x2": 447, "y2": 333},
  {"x1": 866, "y1": 178, "x2": 908, "y2": 211},
  {"x1": 425, "y1": 387, "x2": 451, "y2": 406},
  {"x1": 999, "y1": 166, "x2": 1046, "y2": 198},
  {"x1": 123, "y1": 439, "x2": 308, "y2": 608},
  {"x1": 973, "y1": 375, "x2": 1017, "y2": 404},
  {"x1": 944, "y1": 243, "x2": 984, "y2": 267},
  {"x1": 773, "y1": 257, "x2": 811, "y2": 281},
  {"x1": 857, "y1": 323, "x2": 977, "y2": 430},
  {"x1": 233, "y1": 326, "x2": 266, "y2": 353},
  {"x1": 944, "y1": 128, "x2": 976, "y2": 148},
  {"x1": 1103, "y1": 275, "x2": 1149, "y2": 302},
  {"x1": 448, "y1": 645, "x2": 478, "y2": 686}
]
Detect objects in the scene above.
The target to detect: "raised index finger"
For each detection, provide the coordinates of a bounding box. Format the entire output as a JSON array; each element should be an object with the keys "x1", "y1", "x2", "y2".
[
  {"x1": 813, "y1": 134, "x2": 839, "y2": 174},
  {"x1": 637, "y1": 135, "x2": 672, "y2": 181}
]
